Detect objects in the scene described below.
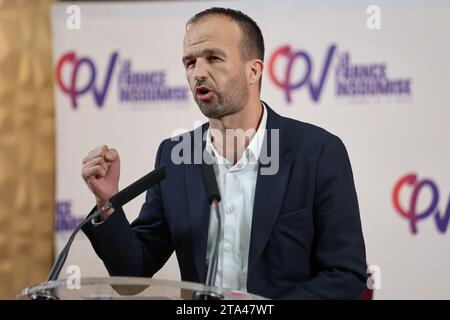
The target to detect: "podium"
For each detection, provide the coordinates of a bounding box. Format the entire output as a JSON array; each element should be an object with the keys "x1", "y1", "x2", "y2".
[{"x1": 16, "y1": 277, "x2": 267, "y2": 300}]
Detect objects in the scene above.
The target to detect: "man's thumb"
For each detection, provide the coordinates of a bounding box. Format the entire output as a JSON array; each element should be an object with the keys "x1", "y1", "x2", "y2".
[{"x1": 105, "y1": 148, "x2": 119, "y2": 162}]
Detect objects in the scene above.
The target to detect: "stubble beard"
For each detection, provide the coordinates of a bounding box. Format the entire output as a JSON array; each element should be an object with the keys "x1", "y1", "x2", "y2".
[{"x1": 195, "y1": 72, "x2": 249, "y2": 120}]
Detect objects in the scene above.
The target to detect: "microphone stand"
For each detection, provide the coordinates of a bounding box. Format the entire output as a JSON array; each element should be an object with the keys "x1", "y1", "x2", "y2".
[
  {"x1": 194, "y1": 198, "x2": 223, "y2": 300},
  {"x1": 205, "y1": 200, "x2": 221, "y2": 288},
  {"x1": 31, "y1": 203, "x2": 113, "y2": 300}
]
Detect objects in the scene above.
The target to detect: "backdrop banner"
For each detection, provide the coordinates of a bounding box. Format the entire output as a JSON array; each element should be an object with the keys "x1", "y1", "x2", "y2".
[{"x1": 51, "y1": 0, "x2": 450, "y2": 299}]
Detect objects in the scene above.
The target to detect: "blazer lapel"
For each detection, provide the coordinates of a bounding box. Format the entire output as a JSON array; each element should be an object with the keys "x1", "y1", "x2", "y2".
[
  {"x1": 248, "y1": 105, "x2": 293, "y2": 273},
  {"x1": 185, "y1": 123, "x2": 210, "y2": 282}
]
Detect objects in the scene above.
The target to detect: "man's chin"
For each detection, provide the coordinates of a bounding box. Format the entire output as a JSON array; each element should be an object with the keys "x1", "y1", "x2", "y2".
[
  {"x1": 200, "y1": 109, "x2": 223, "y2": 119},
  {"x1": 197, "y1": 102, "x2": 221, "y2": 118},
  {"x1": 195, "y1": 99, "x2": 237, "y2": 119}
]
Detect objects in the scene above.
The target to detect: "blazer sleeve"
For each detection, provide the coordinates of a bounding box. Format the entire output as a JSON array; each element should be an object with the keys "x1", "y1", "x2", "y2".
[
  {"x1": 280, "y1": 135, "x2": 367, "y2": 299},
  {"x1": 81, "y1": 140, "x2": 174, "y2": 277}
]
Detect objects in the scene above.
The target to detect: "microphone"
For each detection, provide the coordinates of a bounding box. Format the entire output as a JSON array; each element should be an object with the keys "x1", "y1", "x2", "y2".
[
  {"x1": 109, "y1": 166, "x2": 166, "y2": 208},
  {"x1": 202, "y1": 161, "x2": 221, "y2": 204},
  {"x1": 196, "y1": 155, "x2": 223, "y2": 300},
  {"x1": 46, "y1": 166, "x2": 166, "y2": 284}
]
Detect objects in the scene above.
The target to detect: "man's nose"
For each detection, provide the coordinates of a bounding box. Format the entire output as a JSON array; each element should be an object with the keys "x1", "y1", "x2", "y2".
[{"x1": 193, "y1": 60, "x2": 208, "y2": 81}]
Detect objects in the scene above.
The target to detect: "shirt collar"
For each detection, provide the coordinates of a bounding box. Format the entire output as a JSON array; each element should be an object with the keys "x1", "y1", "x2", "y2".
[{"x1": 205, "y1": 102, "x2": 267, "y2": 166}]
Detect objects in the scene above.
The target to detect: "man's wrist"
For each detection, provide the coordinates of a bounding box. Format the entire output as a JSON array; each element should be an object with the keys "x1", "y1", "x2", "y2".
[
  {"x1": 96, "y1": 198, "x2": 116, "y2": 222},
  {"x1": 98, "y1": 207, "x2": 115, "y2": 222}
]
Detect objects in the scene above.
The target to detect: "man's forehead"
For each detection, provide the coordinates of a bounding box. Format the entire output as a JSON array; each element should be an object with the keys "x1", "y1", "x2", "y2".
[
  {"x1": 183, "y1": 15, "x2": 241, "y2": 48},
  {"x1": 183, "y1": 30, "x2": 215, "y2": 48}
]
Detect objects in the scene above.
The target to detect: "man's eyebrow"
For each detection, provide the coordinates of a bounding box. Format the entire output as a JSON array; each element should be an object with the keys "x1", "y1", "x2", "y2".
[
  {"x1": 182, "y1": 48, "x2": 227, "y2": 65},
  {"x1": 202, "y1": 48, "x2": 226, "y2": 57}
]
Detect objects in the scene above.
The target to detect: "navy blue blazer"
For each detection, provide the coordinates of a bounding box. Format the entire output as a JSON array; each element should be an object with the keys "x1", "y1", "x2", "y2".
[{"x1": 82, "y1": 104, "x2": 367, "y2": 299}]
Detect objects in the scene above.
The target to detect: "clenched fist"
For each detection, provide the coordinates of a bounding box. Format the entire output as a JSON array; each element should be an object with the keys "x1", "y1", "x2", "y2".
[{"x1": 81, "y1": 145, "x2": 120, "y2": 220}]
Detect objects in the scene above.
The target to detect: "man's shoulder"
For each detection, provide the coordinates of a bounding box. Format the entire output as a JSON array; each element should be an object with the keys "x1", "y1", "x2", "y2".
[
  {"x1": 156, "y1": 122, "x2": 207, "y2": 159},
  {"x1": 279, "y1": 114, "x2": 338, "y2": 147},
  {"x1": 264, "y1": 102, "x2": 337, "y2": 146},
  {"x1": 278, "y1": 115, "x2": 349, "y2": 166}
]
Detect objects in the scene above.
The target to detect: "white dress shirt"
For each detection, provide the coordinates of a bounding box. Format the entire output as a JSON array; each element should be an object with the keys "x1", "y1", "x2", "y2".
[{"x1": 205, "y1": 103, "x2": 267, "y2": 292}]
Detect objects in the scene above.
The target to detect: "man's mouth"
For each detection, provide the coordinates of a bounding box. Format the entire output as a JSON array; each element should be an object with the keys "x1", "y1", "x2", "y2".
[{"x1": 195, "y1": 85, "x2": 214, "y2": 101}]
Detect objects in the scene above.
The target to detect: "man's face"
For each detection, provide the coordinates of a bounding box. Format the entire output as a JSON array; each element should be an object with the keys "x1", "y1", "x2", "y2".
[{"x1": 183, "y1": 16, "x2": 249, "y2": 119}]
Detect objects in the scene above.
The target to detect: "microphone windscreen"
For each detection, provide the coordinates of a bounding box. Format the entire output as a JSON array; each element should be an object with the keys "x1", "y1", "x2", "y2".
[{"x1": 201, "y1": 162, "x2": 221, "y2": 204}]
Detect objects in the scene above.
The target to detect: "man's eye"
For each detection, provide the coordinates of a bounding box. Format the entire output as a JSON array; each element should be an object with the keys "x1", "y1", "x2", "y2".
[
  {"x1": 209, "y1": 56, "x2": 221, "y2": 62},
  {"x1": 186, "y1": 61, "x2": 195, "y2": 69}
]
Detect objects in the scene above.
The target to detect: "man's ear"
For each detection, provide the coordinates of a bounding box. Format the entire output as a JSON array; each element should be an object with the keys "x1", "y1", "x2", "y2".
[{"x1": 247, "y1": 59, "x2": 264, "y2": 87}]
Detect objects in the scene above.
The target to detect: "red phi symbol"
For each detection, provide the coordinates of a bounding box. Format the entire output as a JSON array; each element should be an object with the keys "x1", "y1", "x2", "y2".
[{"x1": 392, "y1": 173, "x2": 450, "y2": 234}]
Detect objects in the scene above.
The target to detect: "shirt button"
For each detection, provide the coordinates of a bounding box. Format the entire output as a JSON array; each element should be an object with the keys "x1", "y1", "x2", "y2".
[
  {"x1": 224, "y1": 242, "x2": 232, "y2": 251},
  {"x1": 226, "y1": 206, "x2": 235, "y2": 214}
]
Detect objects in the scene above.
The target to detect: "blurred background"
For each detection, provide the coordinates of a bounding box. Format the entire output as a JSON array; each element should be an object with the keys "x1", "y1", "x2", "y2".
[{"x1": 0, "y1": 0, "x2": 55, "y2": 299}]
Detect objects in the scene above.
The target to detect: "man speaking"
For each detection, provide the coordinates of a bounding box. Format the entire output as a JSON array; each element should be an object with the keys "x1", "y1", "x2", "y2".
[{"x1": 81, "y1": 7, "x2": 367, "y2": 299}]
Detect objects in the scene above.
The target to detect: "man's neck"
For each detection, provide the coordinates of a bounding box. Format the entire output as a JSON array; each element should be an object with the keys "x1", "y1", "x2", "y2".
[{"x1": 209, "y1": 100, "x2": 264, "y2": 164}]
